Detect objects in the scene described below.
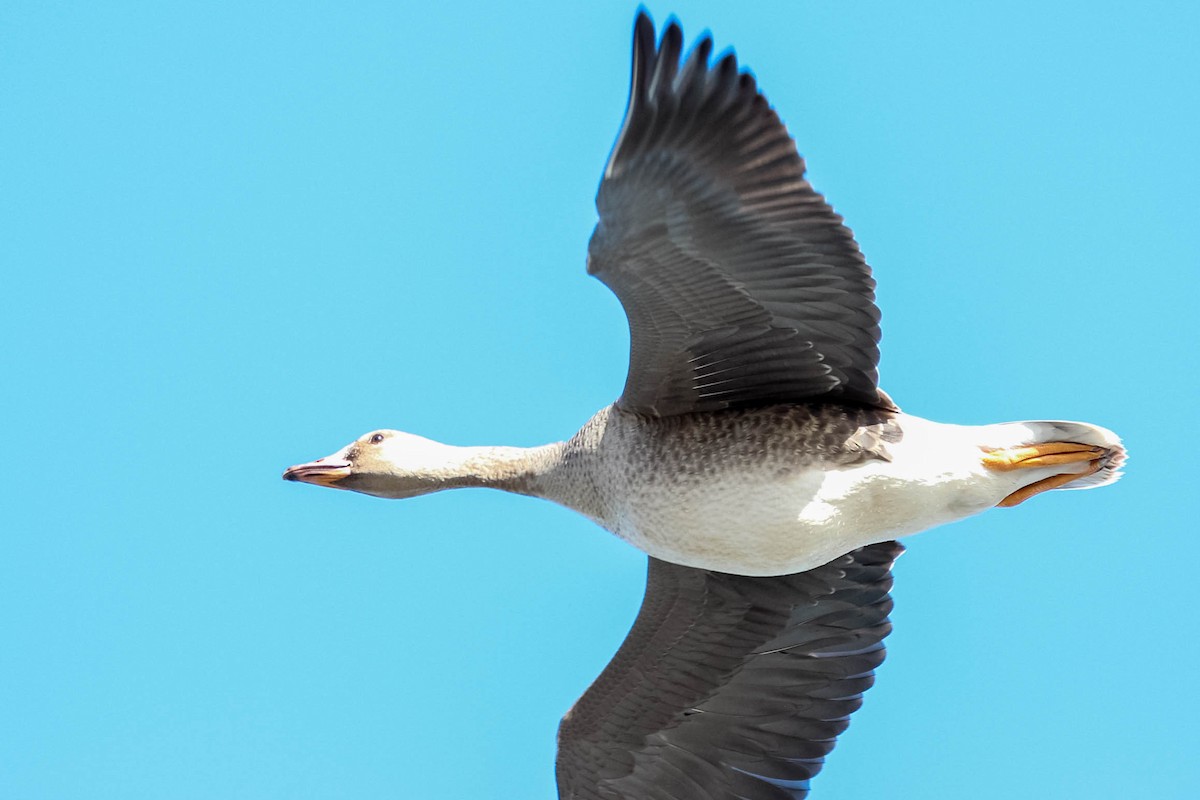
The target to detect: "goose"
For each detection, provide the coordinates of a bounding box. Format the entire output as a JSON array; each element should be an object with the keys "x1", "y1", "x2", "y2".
[{"x1": 283, "y1": 13, "x2": 1125, "y2": 799}]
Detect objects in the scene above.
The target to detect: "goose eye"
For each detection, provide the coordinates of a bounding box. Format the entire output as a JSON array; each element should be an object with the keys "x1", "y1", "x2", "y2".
[{"x1": 370, "y1": 433, "x2": 385, "y2": 445}]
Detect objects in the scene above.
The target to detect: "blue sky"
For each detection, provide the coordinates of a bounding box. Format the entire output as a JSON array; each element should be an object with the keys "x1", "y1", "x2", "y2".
[{"x1": 2, "y1": 1, "x2": 1197, "y2": 798}]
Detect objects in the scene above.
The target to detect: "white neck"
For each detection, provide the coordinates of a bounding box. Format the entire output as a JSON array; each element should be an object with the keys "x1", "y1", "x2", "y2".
[{"x1": 420, "y1": 443, "x2": 565, "y2": 494}]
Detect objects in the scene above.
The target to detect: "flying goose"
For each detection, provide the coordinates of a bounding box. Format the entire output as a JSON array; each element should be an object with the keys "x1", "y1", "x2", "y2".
[{"x1": 284, "y1": 13, "x2": 1124, "y2": 799}]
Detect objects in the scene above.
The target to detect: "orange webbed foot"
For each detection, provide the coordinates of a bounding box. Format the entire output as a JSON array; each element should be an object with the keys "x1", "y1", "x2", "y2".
[{"x1": 981, "y1": 442, "x2": 1110, "y2": 507}]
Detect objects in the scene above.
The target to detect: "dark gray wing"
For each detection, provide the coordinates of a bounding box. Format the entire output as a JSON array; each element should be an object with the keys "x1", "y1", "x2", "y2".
[
  {"x1": 556, "y1": 541, "x2": 902, "y2": 800},
  {"x1": 590, "y1": 14, "x2": 892, "y2": 416}
]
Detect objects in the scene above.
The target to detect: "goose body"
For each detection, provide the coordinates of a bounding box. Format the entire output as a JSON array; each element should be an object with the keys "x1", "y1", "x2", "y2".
[
  {"x1": 283, "y1": 13, "x2": 1124, "y2": 799},
  {"x1": 557, "y1": 406, "x2": 1121, "y2": 576}
]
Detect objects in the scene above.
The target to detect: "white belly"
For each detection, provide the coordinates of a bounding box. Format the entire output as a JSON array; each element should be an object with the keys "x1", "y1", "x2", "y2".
[{"x1": 604, "y1": 414, "x2": 1105, "y2": 576}]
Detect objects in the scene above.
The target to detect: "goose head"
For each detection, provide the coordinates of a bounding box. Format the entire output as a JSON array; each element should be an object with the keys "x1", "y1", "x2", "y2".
[{"x1": 283, "y1": 430, "x2": 458, "y2": 500}]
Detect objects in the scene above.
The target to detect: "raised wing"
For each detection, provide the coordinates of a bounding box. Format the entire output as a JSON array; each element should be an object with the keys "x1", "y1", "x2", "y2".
[
  {"x1": 589, "y1": 14, "x2": 892, "y2": 416},
  {"x1": 556, "y1": 541, "x2": 903, "y2": 800}
]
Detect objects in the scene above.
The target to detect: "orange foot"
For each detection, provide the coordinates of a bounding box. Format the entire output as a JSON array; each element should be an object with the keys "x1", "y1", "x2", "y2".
[{"x1": 981, "y1": 442, "x2": 1107, "y2": 508}]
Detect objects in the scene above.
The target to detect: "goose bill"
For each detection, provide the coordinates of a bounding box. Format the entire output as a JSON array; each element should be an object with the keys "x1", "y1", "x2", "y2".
[{"x1": 282, "y1": 459, "x2": 352, "y2": 487}]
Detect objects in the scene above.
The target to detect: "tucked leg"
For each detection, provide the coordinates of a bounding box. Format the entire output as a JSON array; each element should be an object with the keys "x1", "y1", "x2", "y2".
[
  {"x1": 981, "y1": 442, "x2": 1108, "y2": 507},
  {"x1": 981, "y1": 442, "x2": 1105, "y2": 471},
  {"x1": 995, "y1": 459, "x2": 1104, "y2": 507}
]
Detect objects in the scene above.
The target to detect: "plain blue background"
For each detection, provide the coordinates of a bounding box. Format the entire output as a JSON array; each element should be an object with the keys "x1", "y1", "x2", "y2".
[{"x1": 3, "y1": 1, "x2": 1197, "y2": 797}]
